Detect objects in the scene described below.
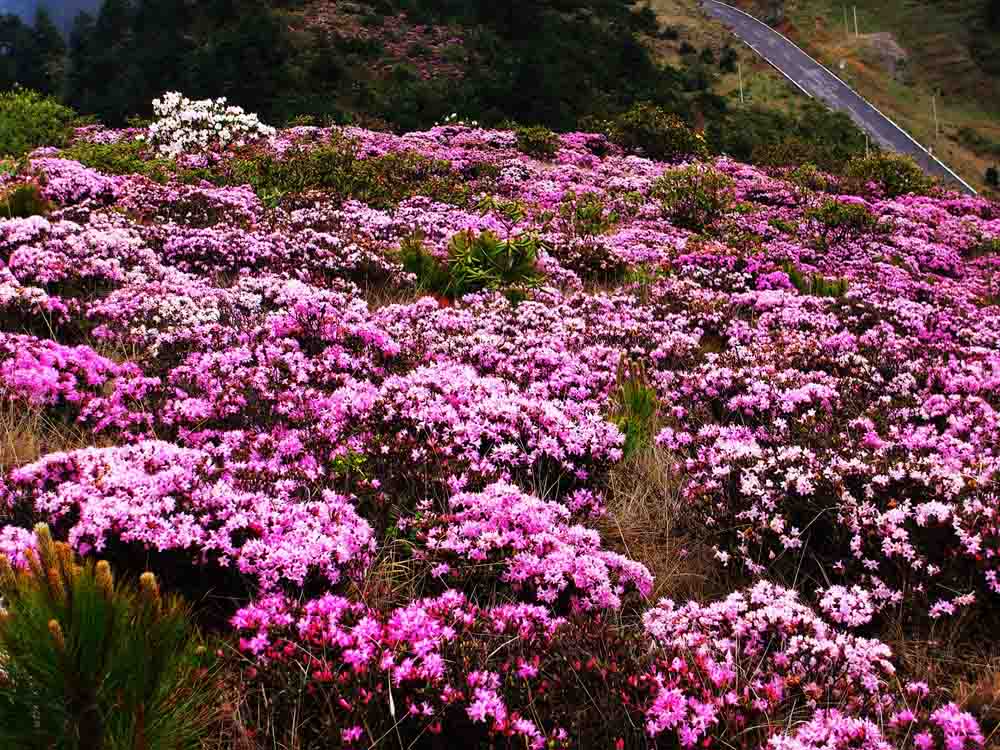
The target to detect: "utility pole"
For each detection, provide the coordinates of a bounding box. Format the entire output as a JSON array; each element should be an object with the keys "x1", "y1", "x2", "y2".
[
  {"x1": 931, "y1": 93, "x2": 941, "y2": 146},
  {"x1": 853, "y1": 6, "x2": 859, "y2": 36}
]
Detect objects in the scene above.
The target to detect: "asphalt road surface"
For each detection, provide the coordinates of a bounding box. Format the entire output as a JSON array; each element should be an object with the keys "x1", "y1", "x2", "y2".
[{"x1": 699, "y1": 0, "x2": 976, "y2": 194}]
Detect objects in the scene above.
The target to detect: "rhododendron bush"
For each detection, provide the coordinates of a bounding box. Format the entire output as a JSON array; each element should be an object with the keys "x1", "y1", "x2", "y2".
[
  {"x1": 139, "y1": 92, "x2": 277, "y2": 158},
  {"x1": 1, "y1": 109, "x2": 998, "y2": 747}
]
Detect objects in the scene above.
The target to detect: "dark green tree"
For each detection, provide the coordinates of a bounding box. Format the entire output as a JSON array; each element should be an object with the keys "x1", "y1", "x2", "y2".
[
  {"x1": 66, "y1": 11, "x2": 96, "y2": 113},
  {"x1": 0, "y1": 14, "x2": 32, "y2": 90},
  {"x1": 190, "y1": 1, "x2": 294, "y2": 121},
  {"x1": 132, "y1": 0, "x2": 195, "y2": 101},
  {"x1": 25, "y1": 8, "x2": 67, "y2": 96},
  {"x1": 88, "y1": 0, "x2": 140, "y2": 123}
]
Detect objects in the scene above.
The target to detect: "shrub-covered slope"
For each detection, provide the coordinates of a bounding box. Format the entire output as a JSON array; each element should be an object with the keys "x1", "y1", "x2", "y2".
[{"x1": 1, "y1": 109, "x2": 999, "y2": 747}]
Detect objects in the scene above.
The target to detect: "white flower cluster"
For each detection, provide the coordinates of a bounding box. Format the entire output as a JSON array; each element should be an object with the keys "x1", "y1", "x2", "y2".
[{"x1": 137, "y1": 92, "x2": 276, "y2": 158}]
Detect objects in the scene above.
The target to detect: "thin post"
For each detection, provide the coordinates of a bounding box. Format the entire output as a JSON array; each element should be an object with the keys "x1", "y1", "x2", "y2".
[
  {"x1": 865, "y1": 133, "x2": 869, "y2": 158},
  {"x1": 932, "y1": 93, "x2": 939, "y2": 143},
  {"x1": 853, "y1": 6, "x2": 859, "y2": 36},
  {"x1": 738, "y1": 61, "x2": 744, "y2": 105}
]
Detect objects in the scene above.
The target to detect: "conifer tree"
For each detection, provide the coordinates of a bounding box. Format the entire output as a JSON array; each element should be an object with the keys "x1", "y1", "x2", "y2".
[{"x1": 26, "y1": 8, "x2": 66, "y2": 95}]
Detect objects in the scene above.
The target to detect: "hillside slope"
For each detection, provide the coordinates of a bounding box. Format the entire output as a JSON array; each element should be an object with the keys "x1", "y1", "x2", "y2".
[
  {"x1": 1, "y1": 112, "x2": 1000, "y2": 744},
  {"x1": 727, "y1": 0, "x2": 1000, "y2": 192}
]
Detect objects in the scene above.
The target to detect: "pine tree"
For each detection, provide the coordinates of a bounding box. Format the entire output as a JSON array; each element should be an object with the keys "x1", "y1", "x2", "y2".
[
  {"x1": 88, "y1": 0, "x2": 139, "y2": 123},
  {"x1": 132, "y1": 0, "x2": 194, "y2": 101},
  {"x1": 0, "y1": 14, "x2": 31, "y2": 90},
  {"x1": 26, "y1": 8, "x2": 67, "y2": 96},
  {"x1": 66, "y1": 11, "x2": 96, "y2": 113}
]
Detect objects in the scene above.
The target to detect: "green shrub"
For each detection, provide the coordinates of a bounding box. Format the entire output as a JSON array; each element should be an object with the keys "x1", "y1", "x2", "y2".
[
  {"x1": 805, "y1": 199, "x2": 883, "y2": 250},
  {"x1": 0, "y1": 524, "x2": 220, "y2": 750},
  {"x1": 226, "y1": 137, "x2": 468, "y2": 209},
  {"x1": 611, "y1": 359, "x2": 659, "y2": 459},
  {"x1": 400, "y1": 230, "x2": 542, "y2": 300},
  {"x1": 750, "y1": 138, "x2": 842, "y2": 172},
  {"x1": 782, "y1": 262, "x2": 850, "y2": 297},
  {"x1": 60, "y1": 141, "x2": 175, "y2": 183},
  {"x1": 399, "y1": 234, "x2": 452, "y2": 295},
  {"x1": 406, "y1": 41, "x2": 431, "y2": 58},
  {"x1": 787, "y1": 162, "x2": 830, "y2": 192},
  {"x1": 608, "y1": 102, "x2": 708, "y2": 161},
  {"x1": 555, "y1": 191, "x2": 620, "y2": 237},
  {"x1": 769, "y1": 217, "x2": 798, "y2": 235},
  {"x1": 708, "y1": 103, "x2": 866, "y2": 173},
  {"x1": 1, "y1": 182, "x2": 50, "y2": 218},
  {"x1": 287, "y1": 113, "x2": 317, "y2": 127},
  {"x1": 539, "y1": 191, "x2": 628, "y2": 280},
  {"x1": 958, "y1": 126, "x2": 1000, "y2": 158},
  {"x1": 844, "y1": 151, "x2": 936, "y2": 198},
  {"x1": 652, "y1": 164, "x2": 735, "y2": 231},
  {"x1": 515, "y1": 125, "x2": 560, "y2": 160},
  {"x1": 966, "y1": 235, "x2": 1000, "y2": 259},
  {"x1": 0, "y1": 88, "x2": 77, "y2": 158},
  {"x1": 447, "y1": 230, "x2": 542, "y2": 298},
  {"x1": 0, "y1": 157, "x2": 19, "y2": 179},
  {"x1": 719, "y1": 46, "x2": 738, "y2": 73}
]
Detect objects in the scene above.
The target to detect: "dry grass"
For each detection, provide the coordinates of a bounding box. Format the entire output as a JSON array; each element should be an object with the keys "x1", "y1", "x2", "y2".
[
  {"x1": 878, "y1": 608, "x2": 1000, "y2": 746},
  {"x1": 364, "y1": 283, "x2": 422, "y2": 311},
  {"x1": 598, "y1": 442, "x2": 728, "y2": 604},
  {"x1": 0, "y1": 401, "x2": 110, "y2": 471},
  {"x1": 0, "y1": 335, "x2": 142, "y2": 470},
  {"x1": 204, "y1": 649, "x2": 304, "y2": 750},
  {"x1": 346, "y1": 536, "x2": 430, "y2": 612}
]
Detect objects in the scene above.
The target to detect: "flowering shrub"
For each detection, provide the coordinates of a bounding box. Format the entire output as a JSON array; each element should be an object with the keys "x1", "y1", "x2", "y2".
[
  {"x1": 0, "y1": 119, "x2": 996, "y2": 746},
  {"x1": 140, "y1": 92, "x2": 276, "y2": 158},
  {"x1": 0, "y1": 333, "x2": 156, "y2": 434},
  {"x1": 642, "y1": 582, "x2": 896, "y2": 745},
  {"x1": 768, "y1": 704, "x2": 983, "y2": 750},
  {"x1": 421, "y1": 481, "x2": 652, "y2": 610},
  {"x1": 31, "y1": 157, "x2": 119, "y2": 207},
  {"x1": 2, "y1": 442, "x2": 376, "y2": 591}
]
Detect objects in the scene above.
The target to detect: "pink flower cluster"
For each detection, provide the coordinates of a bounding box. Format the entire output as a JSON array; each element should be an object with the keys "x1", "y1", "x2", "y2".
[
  {"x1": 232, "y1": 589, "x2": 568, "y2": 748},
  {"x1": 0, "y1": 333, "x2": 156, "y2": 433},
  {"x1": 2, "y1": 441, "x2": 375, "y2": 589},
  {"x1": 642, "y1": 582, "x2": 895, "y2": 745},
  {"x1": 2, "y1": 119, "x2": 998, "y2": 744},
  {"x1": 32, "y1": 156, "x2": 119, "y2": 207},
  {"x1": 423, "y1": 481, "x2": 651, "y2": 609}
]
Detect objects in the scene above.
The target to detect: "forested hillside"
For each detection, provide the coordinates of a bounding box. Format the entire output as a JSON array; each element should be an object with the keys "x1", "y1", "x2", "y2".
[{"x1": 0, "y1": 0, "x2": 870, "y2": 173}]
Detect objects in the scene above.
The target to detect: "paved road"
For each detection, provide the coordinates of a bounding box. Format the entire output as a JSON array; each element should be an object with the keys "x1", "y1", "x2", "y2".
[{"x1": 698, "y1": 0, "x2": 977, "y2": 194}]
